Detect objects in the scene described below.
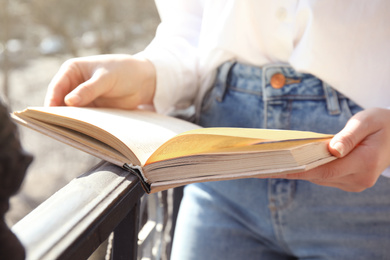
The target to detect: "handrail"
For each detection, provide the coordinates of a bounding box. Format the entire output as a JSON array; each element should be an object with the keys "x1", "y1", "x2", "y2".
[{"x1": 12, "y1": 161, "x2": 145, "y2": 260}]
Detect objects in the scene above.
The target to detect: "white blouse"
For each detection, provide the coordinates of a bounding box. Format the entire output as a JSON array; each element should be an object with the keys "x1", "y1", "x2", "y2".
[
  {"x1": 139, "y1": 0, "x2": 390, "y2": 178},
  {"x1": 140, "y1": 0, "x2": 390, "y2": 115}
]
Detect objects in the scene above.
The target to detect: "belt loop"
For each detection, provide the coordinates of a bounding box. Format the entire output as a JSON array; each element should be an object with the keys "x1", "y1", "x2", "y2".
[
  {"x1": 215, "y1": 61, "x2": 235, "y2": 102},
  {"x1": 261, "y1": 65, "x2": 270, "y2": 128},
  {"x1": 323, "y1": 82, "x2": 341, "y2": 115}
]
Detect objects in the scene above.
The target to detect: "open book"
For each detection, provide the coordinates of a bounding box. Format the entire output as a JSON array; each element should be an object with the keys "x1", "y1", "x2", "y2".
[{"x1": 12, "y1": 107, "x2": 336, "y2": 193}]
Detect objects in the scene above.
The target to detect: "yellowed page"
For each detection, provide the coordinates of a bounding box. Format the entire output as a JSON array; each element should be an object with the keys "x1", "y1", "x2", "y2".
[
  {"x1": 14, "y1": 107, "x2": 199, "y2": 166},
  {"x1": 180, "y1": 127, "x2": 332, "y2": 140},
  {"x1": 146, "y1": 128, "x2": 332, "y2": 165}
]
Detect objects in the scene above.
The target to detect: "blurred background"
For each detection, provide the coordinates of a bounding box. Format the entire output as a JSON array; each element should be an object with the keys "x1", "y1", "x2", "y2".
[{"x1": 1, "y1": 0, "x2": 160, "y2": 258}]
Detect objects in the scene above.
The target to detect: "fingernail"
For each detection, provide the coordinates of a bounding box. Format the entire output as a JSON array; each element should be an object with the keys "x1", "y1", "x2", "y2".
[
  {"x1": 65, "y1": 94, "x2": 81, "y2": 106},
  {"x1": 332, "y1": 142, "x2": 344, "y2": 157}
]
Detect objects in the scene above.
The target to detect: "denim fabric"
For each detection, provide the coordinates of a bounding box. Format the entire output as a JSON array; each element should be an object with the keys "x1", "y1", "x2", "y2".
[{"x1": 171, "y1": 62, "x2": 390, "y2": 260}]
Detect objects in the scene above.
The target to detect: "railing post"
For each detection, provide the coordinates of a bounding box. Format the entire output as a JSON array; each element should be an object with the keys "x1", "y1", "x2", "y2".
[{"x1": 111, "y1": 198, "x2": 141, "y2": 260}]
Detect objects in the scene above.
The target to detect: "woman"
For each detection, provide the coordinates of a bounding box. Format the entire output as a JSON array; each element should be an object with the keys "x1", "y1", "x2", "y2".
[{"x1": 45, "y1": 1, "x2": 390, "y2": 259}]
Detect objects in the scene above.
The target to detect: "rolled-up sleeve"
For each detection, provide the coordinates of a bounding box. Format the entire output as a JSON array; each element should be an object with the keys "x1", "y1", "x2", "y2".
[{"x1": 139, "y1": 0, "x2": 203, "y2": 114}]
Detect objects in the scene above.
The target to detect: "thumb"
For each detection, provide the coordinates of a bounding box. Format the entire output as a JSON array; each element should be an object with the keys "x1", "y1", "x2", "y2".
[
  {"x1": 329, "y1": 112, "x2": 369, "y2": 158},
  {"x1": 64, "y1": 69, "x2": 111, "y2": 106}
]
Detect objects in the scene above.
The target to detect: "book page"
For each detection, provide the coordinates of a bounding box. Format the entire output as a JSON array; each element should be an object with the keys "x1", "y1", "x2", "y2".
[
  {"x1": 180, "y1": 127, "x2": 332, "y2": 140},
  {"x1": 146, "y1": 128, "x2": 332, "y2": 165},
  {"x1": 15, "y1": 107, "x2": 199, "y2": 166},
  {"x1": 12, "y1": 115, "x2": 129, "y2": 166}
]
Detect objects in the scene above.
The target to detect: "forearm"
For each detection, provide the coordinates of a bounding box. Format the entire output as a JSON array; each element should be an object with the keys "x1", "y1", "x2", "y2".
[{"x1": 130, "y1": 55, "x2": 157, "y2": 107}]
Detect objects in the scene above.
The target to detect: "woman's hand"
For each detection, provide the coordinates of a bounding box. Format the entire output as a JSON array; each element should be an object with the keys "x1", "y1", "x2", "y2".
[
  {"x1": 44, "y1": 54, "x2": 156, "y2": 110},
  {"x1": 280, "y1": 108, "x2": 390, "y2": 192}
]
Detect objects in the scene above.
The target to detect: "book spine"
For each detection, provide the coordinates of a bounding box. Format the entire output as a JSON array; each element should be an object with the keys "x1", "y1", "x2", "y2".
[{"x1": 123, "y1": 164, "x2": 151, "y2": 193}]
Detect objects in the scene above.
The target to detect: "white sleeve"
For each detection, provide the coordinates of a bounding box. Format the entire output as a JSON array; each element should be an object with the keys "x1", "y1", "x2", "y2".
[{"x1": 138, "y1": 0, "x2": 203, "y2": 114}]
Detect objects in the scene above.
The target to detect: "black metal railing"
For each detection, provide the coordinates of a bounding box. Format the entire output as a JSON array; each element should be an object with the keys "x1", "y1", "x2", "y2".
[{"x1": 12, "y1": 161, "x2": 145, "y2": 260}]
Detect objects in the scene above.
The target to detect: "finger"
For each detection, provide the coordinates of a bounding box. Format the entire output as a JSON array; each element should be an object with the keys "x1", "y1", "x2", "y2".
[
  {"x1": 282, "y1": 145, "x2": 380, "y2": 190},
  {"x1": 309, "y1": 170, "x2": 378, "y2": 192},
  {"x1": 45, "y1": 70, "x2": 73, "y2": 106},
  {"x1": 45, "y1": 59, "x2": 84, "y2": 107},
  {"x1": 308, "y1": 179, "x2": 362, "y2": 192},
  {"x1": 92, "y1": 95, "x2": 141, "y2": 110},
  {"x1": 64, "y1": 68, "x2": 113, "y2": 107},
  {"x1": 329, "y1": 110, "x2": 378, "y2": 158},
  {"x1": 281, "y1": 150, "x2": 358, "y2": 181}
]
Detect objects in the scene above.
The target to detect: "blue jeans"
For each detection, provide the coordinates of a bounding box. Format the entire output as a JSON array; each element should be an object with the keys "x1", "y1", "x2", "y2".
[{"x1": 171, "y1": 62, "x2": 390, "y2": 260}]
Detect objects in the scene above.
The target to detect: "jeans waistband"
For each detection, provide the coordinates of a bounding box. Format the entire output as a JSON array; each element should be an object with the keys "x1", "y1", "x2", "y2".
[{"x1": 214, "y1": 61, "x2": 345, "y2": 116}]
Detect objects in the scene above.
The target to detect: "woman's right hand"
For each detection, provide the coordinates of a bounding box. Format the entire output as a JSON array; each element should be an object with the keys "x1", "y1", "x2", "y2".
[{"x1": 44, "y1": 54, "x2": 156, "y2": 110}]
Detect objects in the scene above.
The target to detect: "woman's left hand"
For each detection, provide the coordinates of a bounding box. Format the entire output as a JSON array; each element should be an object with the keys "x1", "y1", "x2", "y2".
[{"x1": 279, "y1": 108, "x2": 390, "y2": 192}]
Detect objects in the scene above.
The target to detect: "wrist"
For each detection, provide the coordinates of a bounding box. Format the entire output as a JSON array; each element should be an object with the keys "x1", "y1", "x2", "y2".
[{"x1": 133, "y1": 55, "x2": 156, "y2": 106}]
